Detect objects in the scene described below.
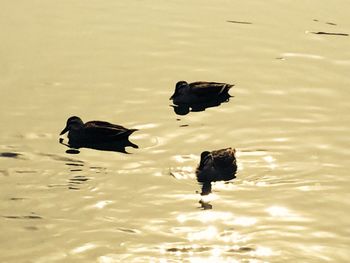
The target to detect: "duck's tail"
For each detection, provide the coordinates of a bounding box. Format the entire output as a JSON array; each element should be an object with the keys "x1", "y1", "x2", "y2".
[
  {"x1": 126, "y1": 139, "x2": 139, "y2": 149},
  {"x1": 223, "y1": 84, "x2": 234, "y2": 94},
  {"x1": 128, "y1": 128, "x2": 138, "y2": 135},
  {"x1": 121, "y1": 128, "x2": 138, "y2": 139}
]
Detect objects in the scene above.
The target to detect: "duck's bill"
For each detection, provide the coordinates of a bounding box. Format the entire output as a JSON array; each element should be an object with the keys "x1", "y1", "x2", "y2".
[{"x1": 60, "y1": 126, "x2": 69, "y2": 135}]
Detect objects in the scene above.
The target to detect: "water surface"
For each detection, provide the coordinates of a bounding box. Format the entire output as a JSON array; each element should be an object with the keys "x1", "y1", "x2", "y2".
[{"x1": 1, "y1": 0, "x2": 350, "y2": 262}]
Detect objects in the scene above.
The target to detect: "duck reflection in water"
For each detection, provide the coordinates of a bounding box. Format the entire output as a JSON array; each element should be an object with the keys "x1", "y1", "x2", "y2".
[
  {"x1": 170, "y1": 81, "x2": 234, "y2": 115},
  {"x1": 196, "y1": 148, "x2": 237, "y2": 209},
  {"x1": 59, "y1": 116, "x2": 138, "y2": 154}
]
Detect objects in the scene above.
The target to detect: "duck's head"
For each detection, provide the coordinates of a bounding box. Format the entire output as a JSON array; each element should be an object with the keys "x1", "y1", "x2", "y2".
[
  {"x1": 170, "y1": 81, "x2": 189, "y2": 100},
  {"x1": 198, "y1": 151, "x2": 212, "y2": 169},
  {"x1": 60, "y1": 116, "x2": 84, "y2": 135}
]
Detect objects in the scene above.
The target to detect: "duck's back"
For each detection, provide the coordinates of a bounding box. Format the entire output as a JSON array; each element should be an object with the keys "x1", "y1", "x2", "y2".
[
  {"x1": 190, "y1": 82, "x2": 233, "y2": 97},
  {"x1": 85, "y1": 121, "x2": 128, "y2": 131},
  {"x1": 68, "y1": 121, "x2": 136, "y2": 144},
  {"x1": 212, "y1": 148, "x2": 236, "y2": 166}
]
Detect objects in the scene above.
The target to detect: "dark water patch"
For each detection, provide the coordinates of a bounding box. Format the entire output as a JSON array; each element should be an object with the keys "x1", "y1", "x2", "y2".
[
  {"x1": 9, "y1": 197, "x2": 26, "y2": 201},
  {"x1": 227, "y1": 20, "x2": 252, "y2": 25},
  {"x1": 313, "y1": 19, "x2": 337, "y2": 26},
  {"x1": 15, "y1": 170, "x2": 37, "y2": 174},
  {"x1": 69, "y1": 175, "x2": 89, "y2": 183},
  {"x1": 326, "y1": 22, "x2": 337, "y2": 26},
  {"x1": 166, "y1": 246, "x2": 211, "y2": 253},
  {"x1": 227, "y1": 246, "x2": 255, "y2": 253},
  {"x1": 3, "y1": 213, "x2": 42, "y2": 220},
  {"x1": 171, "y1": 94, "x2": 232, "y2": 116},
  {"x1": 179, "y1": 155, "x2": 193, "y2": 160},
  {"x1": 311, "y1": 31, "x2": 348, "y2": 36},
  {"x1": 70, "y1": 169, "x2": 83, "y2": 172},
  {"x1": 65, "y1": 162, "x2": 84, "y2": 167},
  {"x1": 117, "y1": 227, "x2": 140, "y2": 234},
  {"x1": 199, "y1": 199, "x2": 212, "y2": 210},
  {"x1": 164, "y1": 245, "x2": 254, "y2": 255},
  {"x1": 68, "y1": 175, "x2": 89, "y2": 190},
  {"x1": 60, "y1": 136, "x2": 139, "y2": 154},
  {"x1": 47, "y1": 184, "x2": 69, "y2": 189},
  {"x1": 0, "y1": 152, "x2": 22, "y2": 159},
  {"x1": 48, "y1": 183, "x2": 82, "y2": 190},
  {"x1": 40, "y1": 153, "x2": 84, "y2": 164}
]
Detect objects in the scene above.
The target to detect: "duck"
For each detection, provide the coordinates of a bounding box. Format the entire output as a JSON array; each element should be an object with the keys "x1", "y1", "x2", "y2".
[
  {"x1": 170, "y1": 81, "x2": 234, "y2": 105},
  {"x1": 60, "y1": 116, "x2": 138, "y2": 148},
  {"x1": 196, "y1": 148, "x2": 237, "y2": 183}
]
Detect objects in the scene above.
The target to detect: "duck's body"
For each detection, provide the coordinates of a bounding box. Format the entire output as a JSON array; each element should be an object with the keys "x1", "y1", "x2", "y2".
[
  {"x1": 170, "y1": 81, "x2": 234, "y2": 105},
  {"x1": 196, "y1": 148, "x2": 237, "y2": 183},
  {"x1": 60, "y1": 116, "x2": 137, "y2": 147}
]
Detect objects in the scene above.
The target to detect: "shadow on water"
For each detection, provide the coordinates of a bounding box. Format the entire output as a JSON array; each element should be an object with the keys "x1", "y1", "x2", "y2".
[
  {"x1": 2, "y1": 212, "x2": 43, "y2": 220},
  {"x1": 68, "y1": 175, "x2": 90, "y2": 190},
  {"x1": 59, "y1": 138, "x2": 138, "y2": 154},
  {"x1": 171, "y1": 94, "x2": 233, "y2": 116},
  {"x1": 198, "y1": 173, "x2": 237, "y2": 210},
  {"x1": 45, "y1": 156, "x2": 93, "y2": 190},
  {"x1": 165, "y1": 245, "x2": 254, "y2": 254},
  {"x1": 0, "y1": 152, "x2": 22, "y2": 159}
]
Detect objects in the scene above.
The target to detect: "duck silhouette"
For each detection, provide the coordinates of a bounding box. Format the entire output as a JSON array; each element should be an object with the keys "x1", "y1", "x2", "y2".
[
  {"x1": 196, "y1": 148, "x2": 237, "y2": 195},
  {"x1": 170, "y1": 81, "x2": 234, "y2": 115},
  {"x1": 170, "y1": 81, "x2": 234, "y2": 105},
  {"x1": 59, "y1": 116, "x2": 138, "y2": 153}
]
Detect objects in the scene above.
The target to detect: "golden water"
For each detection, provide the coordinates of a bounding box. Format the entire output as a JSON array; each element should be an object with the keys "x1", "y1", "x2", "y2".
[{"x1": 1, "y1": 0, "x2": 350, "y2": 262}]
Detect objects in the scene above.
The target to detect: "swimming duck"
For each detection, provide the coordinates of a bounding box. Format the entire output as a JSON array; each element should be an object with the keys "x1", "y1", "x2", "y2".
[
  {"x1": 60, "y1": 116, "x2": 138, "y2": 148},
  {"x1": 170, "y1": 81, "x2": 234, "y2": 105},
  {"x1": 196, "y1": 148, "x2": 237, "y2": 183}
]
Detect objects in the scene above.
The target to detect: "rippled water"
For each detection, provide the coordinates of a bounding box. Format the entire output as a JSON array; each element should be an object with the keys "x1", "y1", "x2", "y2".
[{"x1": 1, "y1": 0, "x2": 350, "y2": 262}]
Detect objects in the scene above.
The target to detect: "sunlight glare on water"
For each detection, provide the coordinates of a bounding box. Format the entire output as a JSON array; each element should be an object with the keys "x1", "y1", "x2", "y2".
[{"x1": 0, "y1": 0, "x2": 350, "y2": 262}]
